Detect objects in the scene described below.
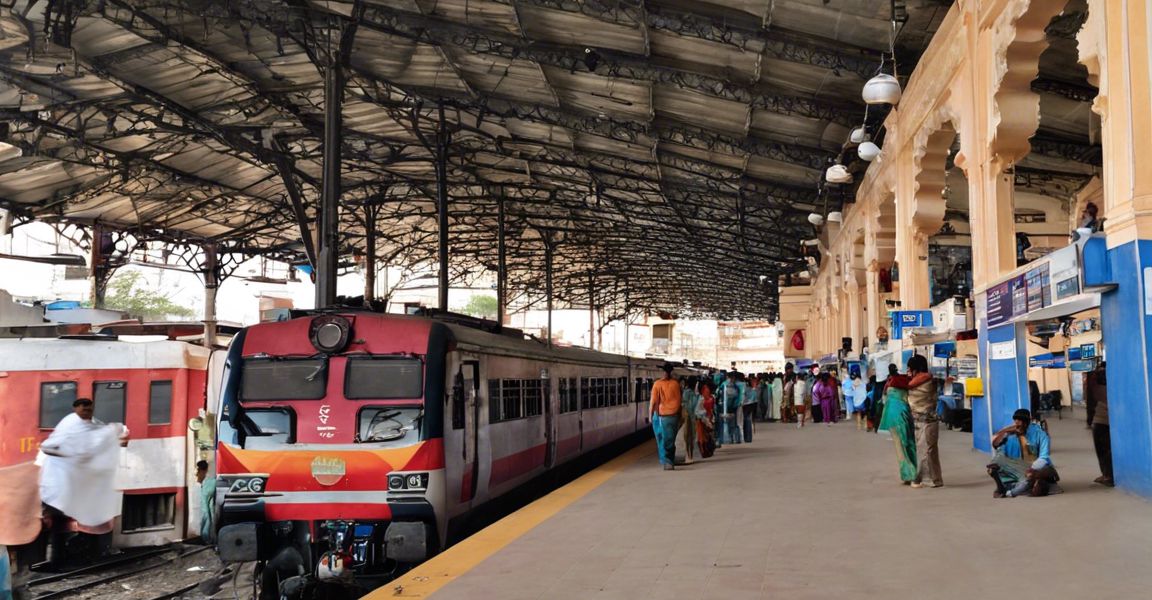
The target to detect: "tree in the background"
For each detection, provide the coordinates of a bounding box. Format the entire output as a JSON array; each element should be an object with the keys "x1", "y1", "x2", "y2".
[
  {"x1": 461, "y1": 294, "x2": 498, "y2": 319},
  {"x1": 104, "y1": 270, "x2": 196, "y2": 320}
]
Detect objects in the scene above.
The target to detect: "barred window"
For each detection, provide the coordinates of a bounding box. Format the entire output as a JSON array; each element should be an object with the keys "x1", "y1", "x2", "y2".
[
  {"x1": 502, "y1": 379, "x2": 523, "y2": 421},
  {"x1": 524, "y1": 379, "x2": 544, "y2": 417},
  {"x1": 489, "y1": 380, "x2": 502, "y2": 424},
  {"x1": 581, "y1": 377, "x2": 591, "y2": 410},
  {"x1": 559, "y1": 378, "x2": 579, "y2": 413}
]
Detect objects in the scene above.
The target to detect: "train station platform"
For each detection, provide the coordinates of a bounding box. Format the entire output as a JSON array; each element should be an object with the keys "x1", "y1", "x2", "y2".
[{"x1": 370, "y1": 416, "x2": 1152, "y2": 600}]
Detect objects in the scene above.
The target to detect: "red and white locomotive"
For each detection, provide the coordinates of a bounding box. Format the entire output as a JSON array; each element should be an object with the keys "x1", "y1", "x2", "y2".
[
  {"x1": 0, "y1": 327, "x2": 217, "y2": 561},
  {"x1": 213, "y1": 311, "x2": 668, "y2": 598}
]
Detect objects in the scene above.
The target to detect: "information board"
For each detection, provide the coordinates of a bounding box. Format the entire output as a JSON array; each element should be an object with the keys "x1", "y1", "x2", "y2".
[
  {"x1": 956, "y1": 358, "x2": 979, "y2": 379},
  {"x1": 987, "y1": 274, "x2": 1027, "y2": 327},
  {"x1": 1025, "y1": 262, "x2": 1051, "y2": 312}
]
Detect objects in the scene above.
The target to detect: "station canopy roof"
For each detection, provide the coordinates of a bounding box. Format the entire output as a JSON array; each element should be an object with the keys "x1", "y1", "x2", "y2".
[{"x1": 0, "y1": 0, "x2": 953, "y2": 319}]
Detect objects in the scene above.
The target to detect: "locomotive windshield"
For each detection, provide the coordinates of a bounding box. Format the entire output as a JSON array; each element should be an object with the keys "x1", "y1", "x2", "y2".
[
  {"x1": 344, "y1": 357, "x2": 423, "y2": 399},
  {"x1": 241, "y1": 357, "x2": 327, "y2": 400},
  {"x1": 244, "y1": 408, "x2": 294, "y2": 450},
  {"x1": 357, "y1": 406, "x2": 423, "y2": 446}
]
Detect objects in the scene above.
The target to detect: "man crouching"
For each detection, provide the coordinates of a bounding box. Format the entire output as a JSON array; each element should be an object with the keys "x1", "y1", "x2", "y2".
[{"x1": 987, "y1": 409, "x2": 1059, "y2": 498}]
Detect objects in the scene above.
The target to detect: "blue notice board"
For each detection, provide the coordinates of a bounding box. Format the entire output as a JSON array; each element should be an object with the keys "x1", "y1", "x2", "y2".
[{"x1": 891, "y1": 310, "x2": 934, "y2": 339}]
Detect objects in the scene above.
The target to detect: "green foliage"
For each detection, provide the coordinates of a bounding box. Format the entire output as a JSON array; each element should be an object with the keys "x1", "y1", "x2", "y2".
[
  {"x1": 104, "y1": 270, "x2": 196, "y2": 320},
  {"x1": 461, "y1": 294, "x2": 498, "y2": 319}
]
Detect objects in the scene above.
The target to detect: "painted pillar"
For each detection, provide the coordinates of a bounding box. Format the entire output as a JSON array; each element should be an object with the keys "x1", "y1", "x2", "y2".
[
  {"x1": 865, "y1": 263, "x2": 880, "y2": 351},
  {"x1": 896, "y1": 143, "x2": 931, "y2": 310},
  {"x1": 1087, "y1": 0, "x2": 1152, "y2": 495}
]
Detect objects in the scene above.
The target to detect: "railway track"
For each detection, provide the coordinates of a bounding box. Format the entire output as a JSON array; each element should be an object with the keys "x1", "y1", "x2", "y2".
[{"x1": 27, "y1": 545, "x2": 217, "y2": 600}]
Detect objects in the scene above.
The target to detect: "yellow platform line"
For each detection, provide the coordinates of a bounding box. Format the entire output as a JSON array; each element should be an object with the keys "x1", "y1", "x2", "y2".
[{"x1": 365, "y1": 440, "x2": 655, "y2": 599}]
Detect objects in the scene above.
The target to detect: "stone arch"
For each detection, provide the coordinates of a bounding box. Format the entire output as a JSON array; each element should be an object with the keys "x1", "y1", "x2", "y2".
[
  {"x1": 911, "y1": 100, "x2": 962, "y2": 236},
  {"x1": 989, "y1": 0, "x2": 1077, "y2": 161}
]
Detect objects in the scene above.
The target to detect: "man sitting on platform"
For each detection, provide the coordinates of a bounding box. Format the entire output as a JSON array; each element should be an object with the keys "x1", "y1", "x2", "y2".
[{"x1": 987, "y1": 409, "x2": 1060, "y2": 498}]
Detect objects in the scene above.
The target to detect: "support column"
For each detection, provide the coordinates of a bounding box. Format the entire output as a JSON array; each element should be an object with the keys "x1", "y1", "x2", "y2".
[
  {"x1": 364, "y1": 203, "x2": 376, "y2": 305},
  {"x1": 588, "y1": 273, "x2": 595, "y2": 351},
  {"x1": 969, "y1": 159, "x2": 1017, "y2": 290},
  {"x1": 545, "y1": 239, "x2": 553, "y2": 349},
  {"x1": 496, "y1": 196, "x2": 506, "y2": 325},
  {"x1": 316, "y1": 53, "x2": 343, "y2": 309},
  {"x1": 865, "y1": 263, "x2": 880, "y2": 353},
  {"x1": 88, "y1": 222, "x2": 108, "y2": 309},
  {"x1": 1090, "y1": 0, "x2": 1152, "y2": 495},
  {"x1": 203, "y1": 244, "x2": 218, "y2": 349},
  {"x1": 437, "y1": 106, "x2": 450, "y2": 312}
]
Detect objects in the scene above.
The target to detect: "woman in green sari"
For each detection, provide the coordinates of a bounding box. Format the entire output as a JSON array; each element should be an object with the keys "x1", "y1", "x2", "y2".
[{"x1": 879, "y1": 374, "x2": 918, "y2": 483}]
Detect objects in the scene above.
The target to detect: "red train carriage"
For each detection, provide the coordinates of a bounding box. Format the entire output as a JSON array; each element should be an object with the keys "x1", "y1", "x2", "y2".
[
  {"x1": 0, "y1": 335, "x2": 211, "y2": 558},
  {"x1": 213, "y1": 312, "x2": 665, "y2": 598}
]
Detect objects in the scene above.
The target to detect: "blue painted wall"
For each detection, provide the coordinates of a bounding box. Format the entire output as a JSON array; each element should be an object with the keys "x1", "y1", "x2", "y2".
[
  {"x1": 1099, "y1": 239, "x2": 1152, "y2": 496},
  {"x1": 972, "y1": 394, "x2": 990, "y2": 452},
  {"x1": 985, "y1": 322, "x2": 1029, "y2": 438}
]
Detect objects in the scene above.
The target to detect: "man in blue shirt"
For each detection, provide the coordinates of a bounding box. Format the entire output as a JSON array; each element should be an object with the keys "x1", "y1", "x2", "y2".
[{"x1": 987, "y1": 409, "x2": 1060, "y2": 497}]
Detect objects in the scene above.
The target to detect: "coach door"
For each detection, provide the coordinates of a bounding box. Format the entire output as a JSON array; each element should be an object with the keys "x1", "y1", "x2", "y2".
[{"x1": 462, "y1": 360, "x2": 481, "y2": 502}]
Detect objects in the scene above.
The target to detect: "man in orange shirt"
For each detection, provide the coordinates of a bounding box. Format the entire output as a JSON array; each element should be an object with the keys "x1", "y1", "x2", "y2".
[{"x1": 650, "y1": 364, "x2": 683, "y2": 470}]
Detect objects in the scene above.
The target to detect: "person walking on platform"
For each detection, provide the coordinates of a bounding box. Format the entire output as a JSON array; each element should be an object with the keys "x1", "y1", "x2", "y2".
[
  {"x1": 770, "y1": 373, "x2": 783, "y2": 421},
  {"x1": 696, "y1": 380, "x2": 717, "y2": 459},
  {"x1": 650, "y1": 364, "x2": 682, "y2": 470},
  {"x1": 742, "y1": 374, "x2": 758, "y2": 442},
  {"x1": 879, "y1": 372, "x2": 918, "y2": 484},
  {"x1": 718, "y1": 372, "x2": 744, "y2": 445},
  {"x1": 905, "y1": 355, "x2": 943, "y2": 488},
  {"x1": 1086, "y1": 364, "x2": 1113, "y2": 487},
  {"x1": 847, "y1": 370, "x2": 867, "y2": 430},
  {"x1": 812, "y1": 373, "x2": 838, "y2": 427},
  {"x1": 781, "y1": 374, "x2": 795, "y2": 423},
  {"x1": 681, "y1": 377, "x2": 700, "y2": 465},
  {"x1": 792, "y1": 373, "x2": 808, "y2": 429}
]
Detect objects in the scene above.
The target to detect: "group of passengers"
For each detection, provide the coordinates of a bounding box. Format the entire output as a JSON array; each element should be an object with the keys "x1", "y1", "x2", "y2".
[{"x1": 652, "y1": 354, "x2": 1108, "y2": 500}]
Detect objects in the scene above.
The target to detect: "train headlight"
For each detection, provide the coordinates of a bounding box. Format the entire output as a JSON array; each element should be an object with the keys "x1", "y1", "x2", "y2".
[
  {"x1": 388, "y1": 475, "x2": 405, "y2": 490},
  {"x1": 309, "y1": 315, "x2": 351, "y2": 354},
  {"x1": 406, "y1": 474, "x2": 423, "y2": 489}
]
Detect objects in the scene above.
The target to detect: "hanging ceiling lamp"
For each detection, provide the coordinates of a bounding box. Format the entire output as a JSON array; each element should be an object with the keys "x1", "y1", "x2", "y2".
[
  {"x1": 863, "y1": 74, "x2": 901, "y2": 105},
  {"x1": 858, "y1": 141, "x2": 882, "y2": 161},
  {"x1": 807, "y1": 213, "x2": 825, "y2": 226},
  {"x1": 827, "y1": 211, "x2": 843, "y2": 223},
  {"x1": 826, "y1": 164, "x2": 853, "y2": 183},
  {"x1": 849, "y1": 127, "x2": 868, "y2": 144}
]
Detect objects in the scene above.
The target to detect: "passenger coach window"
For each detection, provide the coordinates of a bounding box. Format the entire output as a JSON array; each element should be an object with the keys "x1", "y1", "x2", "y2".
[
  {"x1": 40, "y1": 381, "x2": 78, "y2": 428},
  {"x1": 149, "y1": 381, "x2": 173, "y2": 425},
  {"x1": 345, "y1": 357, "x2": 423, "y2": 399},
  {"x1": 559, "y1": 378, "x2": 578, "y2": 413},
  {"x1": 451, "y1": 373, "x2": 466, "y2": 430},
  {"x1": 242, "y1": 358, "x2": 328, "y2": 400},
  {"x1": 524, "y1": 380, "x2": 543, "y2": 417},
  {"x1": 502, "y1": 380, "x2": 523, "y2": 421},
  {"x1": 93, "y1": 381, "x2": 127, "y2": 424}
]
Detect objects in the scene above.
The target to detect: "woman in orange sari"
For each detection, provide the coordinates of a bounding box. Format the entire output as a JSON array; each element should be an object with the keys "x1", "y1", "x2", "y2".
[{"x1": 696, "y1": 381, "x2": 716, "y2": 459}]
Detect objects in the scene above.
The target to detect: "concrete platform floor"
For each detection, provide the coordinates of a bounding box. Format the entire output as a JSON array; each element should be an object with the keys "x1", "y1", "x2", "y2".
[{"x1": 419, "y1": 414, "x2": 1152, "y2": 600}]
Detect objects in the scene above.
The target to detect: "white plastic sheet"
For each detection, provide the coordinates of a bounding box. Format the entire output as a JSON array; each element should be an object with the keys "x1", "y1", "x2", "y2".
[{"x1": 38, "y1": 414, "x2": 124, "y2": 528}]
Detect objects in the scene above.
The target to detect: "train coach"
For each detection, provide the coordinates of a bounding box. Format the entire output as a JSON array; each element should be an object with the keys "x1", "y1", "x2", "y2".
[
  {"x1": 0, "y1": 329, "x2": 215, "y2": 562},
  {"x1": 213, "y1": 310, "x2": 675, "y2": 598}
]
